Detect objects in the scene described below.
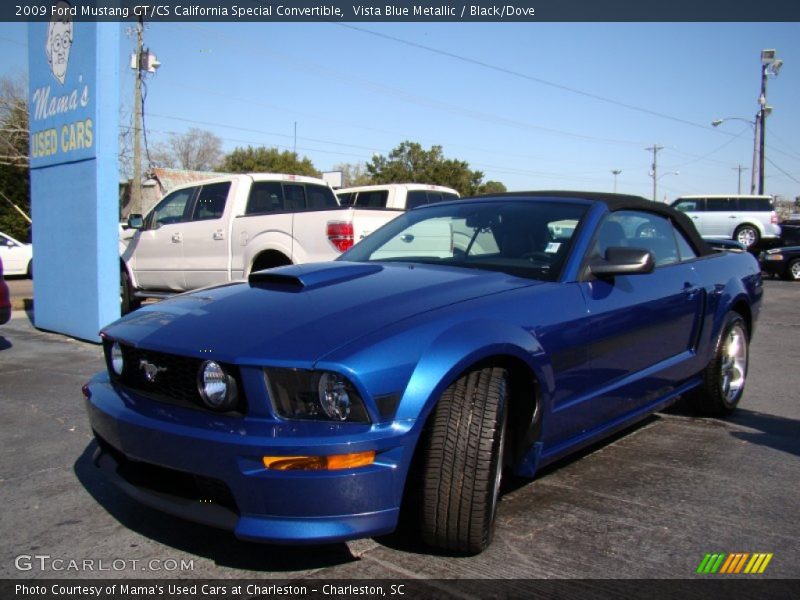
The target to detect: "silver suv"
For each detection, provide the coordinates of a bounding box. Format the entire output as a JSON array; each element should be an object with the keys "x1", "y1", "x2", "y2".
[{"x1": 671, "y1": 195, "x2": 781, "y2": 248}]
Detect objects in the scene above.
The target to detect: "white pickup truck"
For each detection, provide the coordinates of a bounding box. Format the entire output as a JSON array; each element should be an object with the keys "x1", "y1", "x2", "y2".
[
  {"x1": 336, "y1": 183, "x2": 460, "y2": 211},
  {"x1": 120, "y1": 173, "x2": 397, "y2": 312}
]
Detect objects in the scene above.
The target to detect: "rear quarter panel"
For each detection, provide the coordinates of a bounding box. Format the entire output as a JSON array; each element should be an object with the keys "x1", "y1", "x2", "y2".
[{"x1": 690, "y1": 249, "x2": 763, "y2": 366}]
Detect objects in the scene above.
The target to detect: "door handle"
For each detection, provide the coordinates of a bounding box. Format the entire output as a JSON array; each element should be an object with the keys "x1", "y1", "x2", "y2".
[
  {"x1": 172, "y1": 233, "x2": 182, "y2": 243},
  {"x1": 683, "y1": 282, "x2": 700, "y2": 298},
  {"x1": 213, "y1": 230, "x2": 224, "y2": 240},
  {"x1": 728, "y1": 215, "x2": 738, "y2": 219},
  {"x1": 691, "y1": 215, "x2": 699, "y2": 219}
]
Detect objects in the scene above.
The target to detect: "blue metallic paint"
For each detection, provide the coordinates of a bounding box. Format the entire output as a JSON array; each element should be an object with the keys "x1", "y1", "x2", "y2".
[{"x1": 85, "y1": 196, "x2": 762, "y2": 545}]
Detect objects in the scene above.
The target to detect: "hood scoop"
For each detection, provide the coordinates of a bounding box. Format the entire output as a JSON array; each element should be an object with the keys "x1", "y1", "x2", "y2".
[{"x1": 248, "y1": 262, "x2": 384, "y2": 292}]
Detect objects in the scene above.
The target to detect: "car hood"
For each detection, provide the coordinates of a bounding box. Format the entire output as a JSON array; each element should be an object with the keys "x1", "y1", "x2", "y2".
[{"x1": 105, "y1": 262, "x2": 541, "y2": 364}]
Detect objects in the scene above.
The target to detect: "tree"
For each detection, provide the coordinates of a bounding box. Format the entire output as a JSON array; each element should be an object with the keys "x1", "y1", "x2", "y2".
[
  {"x1": 366, "y1": 141, "x2": 498, "y2": 196},
  {"x1": 219, "y1": 146, "x2": 319, "y2": 177},
  {"x1": 150, "y1": 127, "x2": 223, "y2": 171},
  {"x1": 0, "y1": 75, "x2": 30, "y2": 241},
  {"x1": 332, "y1": 162, "x2": 372, "y2": 187},
  {"x1": 476, "y1": 180, "x2": 507, "y2": 195}
]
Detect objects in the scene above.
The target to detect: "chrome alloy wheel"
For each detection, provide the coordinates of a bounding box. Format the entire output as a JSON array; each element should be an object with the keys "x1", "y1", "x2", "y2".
[
  {"x1": 736, "y1": 227, "x2": 757, "y2": 247},
  {"x1": 791, "y1": 260, "x2": 800, "y2": 280},
  {"x1": 720, "y1": 323, "x2": 748, "y2": 403}
]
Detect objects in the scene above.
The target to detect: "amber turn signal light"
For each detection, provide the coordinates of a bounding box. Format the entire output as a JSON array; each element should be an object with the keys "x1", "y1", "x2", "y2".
[{"x1": 262, "y1": 450, "x2": 375, "y2": 471}]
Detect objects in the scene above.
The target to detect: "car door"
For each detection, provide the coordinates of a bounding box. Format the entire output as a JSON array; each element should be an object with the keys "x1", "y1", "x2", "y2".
[
  {"x1": 0, "y1": 233, "x2": 26, "y2": 274},
  {"x1": 704, "y1": 197, "x2": 738, "y2": 237},
  {"x1": 673, "y1": 198, "x2": 707, "y2": 237},
  {"x1": 129, "y1": 186, "x2": 195, "y2": 291},
  {"x1": 558, "y1": 210, "x2": 704, "y2": 437},
  {"x1": 182, "y1": 181, "x2": 233, "y2": 290}
]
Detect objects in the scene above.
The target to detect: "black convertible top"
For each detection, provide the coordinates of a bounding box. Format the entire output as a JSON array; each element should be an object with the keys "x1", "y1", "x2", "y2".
[{"x1": 474, "y1": 190, "x2": 715, "y2": 257}]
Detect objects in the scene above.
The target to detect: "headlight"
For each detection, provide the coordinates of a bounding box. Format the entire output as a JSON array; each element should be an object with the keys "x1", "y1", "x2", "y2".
[
  {"x1": 110, "y1": 341, "x2": 124, "y2": 375},
  {"x1": 266, "y1": 369, "x2": 369, "y2": 423},
  {"x1": 197, "y1": 360, "x2": 238, "y2": 411}
]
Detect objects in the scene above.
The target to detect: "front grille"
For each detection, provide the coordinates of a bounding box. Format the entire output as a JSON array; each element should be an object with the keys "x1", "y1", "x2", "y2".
[
  {"x1": 106, "y1": 342, "x2": 246, "y2": 415},
  {"x1": 95, "y1": 433, "x2": 239, "y2": 514}
]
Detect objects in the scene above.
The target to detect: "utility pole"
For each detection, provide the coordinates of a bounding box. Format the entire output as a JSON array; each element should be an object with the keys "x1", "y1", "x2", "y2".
[
  {"x1": 645, "y1": 145, "x2": 663, "y2": 202},
  {"x1": 732, "y1": 165, "x2": 748, "y2": 195},
  {"x1": 758, "y1": 49, "x2": 784, "y2": 195},
  {"x1": 128, "y1": 18, "x2": 160, "y2": 216},
  {"x1": 131, "y1": 17, "x2": 144, "y2": 215},
  {"x1": 293, "y1": 121, "x2": 297, "y2": 155},
  {"x1": 611, "y1": 170, "x2": 621, "y2": 193}
]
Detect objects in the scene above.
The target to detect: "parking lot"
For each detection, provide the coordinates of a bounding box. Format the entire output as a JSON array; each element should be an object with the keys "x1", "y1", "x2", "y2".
[{"x1": 0, "y1": 279, "x2": 798, "y2": 581}]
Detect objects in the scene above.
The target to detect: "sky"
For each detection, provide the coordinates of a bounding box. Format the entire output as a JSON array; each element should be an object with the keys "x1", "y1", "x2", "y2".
[{"x1": 1, "y1": 20, "x2": 799, "y2": 202}]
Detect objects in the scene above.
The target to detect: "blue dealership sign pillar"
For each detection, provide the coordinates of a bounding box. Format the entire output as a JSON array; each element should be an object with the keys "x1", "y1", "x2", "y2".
[{"x1": 28, "y1": 17, "x2": 120, "y2": 342}]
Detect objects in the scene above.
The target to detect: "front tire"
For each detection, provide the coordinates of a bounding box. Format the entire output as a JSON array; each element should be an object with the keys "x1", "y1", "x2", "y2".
[
  {"x1": 121, "y1": 269, "x2": 141, "y2": 315},
  {"x1": 785, "y1": 258, "x2": 800, "y2": 281},
  {"x1": 419, "y1": 367, "x2": 508, "y2": 554},
  {"x1": 734, "y1": 225, "x2": 760, "y2": 248},
  {"x1": 691, "y1": 312, "x2": 749, "y2": 416}
]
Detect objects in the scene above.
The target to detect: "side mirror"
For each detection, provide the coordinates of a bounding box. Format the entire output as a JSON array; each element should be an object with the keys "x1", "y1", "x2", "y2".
[
  {"x1": 127, "y1": 214, "x2": 144, "y2": 230},
  {"x1": 590, "y1": 247, "x2": 655, "y2": 277}
]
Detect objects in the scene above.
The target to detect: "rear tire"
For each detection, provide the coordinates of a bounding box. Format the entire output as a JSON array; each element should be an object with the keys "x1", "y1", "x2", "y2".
[
  {"x1": 419, "y1": 367, "x2": 508, "y2": 554},
  {"x1": 691, "y1": 312, "x2": 749, "y2": 416},
  {"x1": 121, "y1": 269, "x2": 141, "y2": 315},
  {"x1": 785, "y1": 258, "x2": 800, "y2": 281},
  {"x1": 734, "y1": 225, "x2": 759, "y2": 248}
]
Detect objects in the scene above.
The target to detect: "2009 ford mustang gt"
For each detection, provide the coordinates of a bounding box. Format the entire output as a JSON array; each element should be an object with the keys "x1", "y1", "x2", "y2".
[{"x1": 84, "y1": 192, "x2": 762, "y2": 554}]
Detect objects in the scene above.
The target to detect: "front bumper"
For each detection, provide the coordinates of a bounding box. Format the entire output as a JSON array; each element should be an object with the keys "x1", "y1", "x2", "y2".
[{"x1": 84, "y1": 373, "x2": 413, "y2": 544}]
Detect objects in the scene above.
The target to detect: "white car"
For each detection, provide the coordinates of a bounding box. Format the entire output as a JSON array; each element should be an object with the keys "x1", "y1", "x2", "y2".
[
  {"x1": 0, "y1": 231, "x2": 32, "y2": 277},
  {"x1": 671, "y1": 195, "x2": 781, "y2": 248}
]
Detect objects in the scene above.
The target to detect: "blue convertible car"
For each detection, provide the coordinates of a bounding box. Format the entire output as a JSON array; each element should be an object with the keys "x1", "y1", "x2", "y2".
[{"x1": 84, "y1": 192, "x2": 762, "y2": 553}]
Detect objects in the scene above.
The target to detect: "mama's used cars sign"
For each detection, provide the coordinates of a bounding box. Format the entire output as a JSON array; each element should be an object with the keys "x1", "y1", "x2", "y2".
[
  {"x1": 28, "y1": 2, "x2": 95, "y2": 168},
  {"x1": 26, "y1": 1, "x2": 120, "y2": 342}
]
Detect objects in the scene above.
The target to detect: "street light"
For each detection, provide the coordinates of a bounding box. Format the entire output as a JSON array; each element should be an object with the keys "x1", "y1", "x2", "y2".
[
  {"x1": 611, "y1": 169, "x2": 621, "y2": 193},
  {"x1": 712, "y1": 115, "x2": 759, "y2": 194},
  {"x1": 656, "y1": 171, "x2": 679, "y2": 201}
]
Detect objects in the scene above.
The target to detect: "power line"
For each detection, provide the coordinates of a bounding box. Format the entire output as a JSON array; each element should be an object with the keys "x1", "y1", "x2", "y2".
[
  {"x1": 765, "y1": 156, "x2": 800, "y2": 185},
  {"x1": 161, "y1": 81, "x2": 585, "y2": 165},
  {"x1": 338, "y1": 23, "x2": 724, "y2": 134},
  {"x1": 175, "y1": 23, "x2": 648, "y2": 148}
]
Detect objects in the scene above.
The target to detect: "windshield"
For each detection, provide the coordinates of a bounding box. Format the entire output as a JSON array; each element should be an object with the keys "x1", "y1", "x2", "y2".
[{"x1": 340, "y1": 199, "x2": 589, "y2": 281}]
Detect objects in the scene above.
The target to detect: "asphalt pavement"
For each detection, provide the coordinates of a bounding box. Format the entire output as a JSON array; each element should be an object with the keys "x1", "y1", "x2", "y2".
[{"x1": 0, "y1": 279, "x2": 798, "y2": 581}]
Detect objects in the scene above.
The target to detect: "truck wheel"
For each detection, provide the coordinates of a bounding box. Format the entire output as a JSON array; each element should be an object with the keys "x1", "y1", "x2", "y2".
[
  {"x1": 121, "y1": 269, "x2": 141, "y2": 315},
  {"x1": 419, "y1": 367, "x2": 508, "y2": 554},
  {"x1": 691, "y1": 312, "x2": 749, "y2": 417},
  {"x1": 251, "y1": 252, "x2": 292, "y2": 273},
  {"x1": 785, "y1": 258, "x2": 800, "y2": 281},
  {"x1": 734, "y1": 225, "x2": 759, "y2": 248}
]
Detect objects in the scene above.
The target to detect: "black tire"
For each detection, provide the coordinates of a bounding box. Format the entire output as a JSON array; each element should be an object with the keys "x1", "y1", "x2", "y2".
[
  {"x1": 785, "y1": 258, "x2": 800, "y2": 281},
  {"x1": 26, "y1": 260, "x2": 32, "y2": 279},
  {"x1": 121, "y1": 269, "x2": 141, "y2": 315},
  {"x1": 691, "y1": 312, "x2": 749, "y2": 417},
  {"x1": 734, "y1": 224, "x2": 760, "y2": 248},
  {"x1": 419, "y1": 367, "x2": 508, "y2": 554}
]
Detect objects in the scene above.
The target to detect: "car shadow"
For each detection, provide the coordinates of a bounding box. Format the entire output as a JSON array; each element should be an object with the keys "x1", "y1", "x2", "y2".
[
  {"x1": 375, "y1": 416, "x2": 658, "y2": 556},
  {"x1": 0, "y1": 336, "x2": 11, "y2": 351},
  {"x1": 666, "y1": 400, "x2": 800, "y2": 458},
  {"x1": 73, "y1": 442, "x2": 359, "y2": 572}
]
